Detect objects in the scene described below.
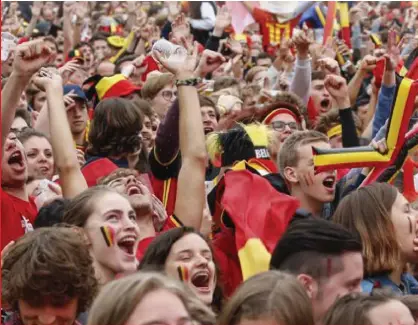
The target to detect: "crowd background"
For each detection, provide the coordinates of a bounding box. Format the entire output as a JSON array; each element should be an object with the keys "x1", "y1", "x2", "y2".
[{"x1": 2, "y1": 1, "x2": 418, "y2": 325}]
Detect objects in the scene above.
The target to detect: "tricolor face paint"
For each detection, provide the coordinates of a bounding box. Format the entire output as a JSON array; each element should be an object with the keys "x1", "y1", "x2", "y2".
[
  {"x1": 164, "y1": 233, "x2": 216, "y2": 305},
  {"x1": 84, "y1": 192, "x2": 140, "y2": 275},
  {"x1": 294, "y1": 142, "x2": 337, "y2": 204}
]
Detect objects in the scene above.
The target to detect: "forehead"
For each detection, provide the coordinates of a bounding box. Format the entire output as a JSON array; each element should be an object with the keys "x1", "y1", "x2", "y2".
[
  {"x1": 297, "y1": 141, "x2": 330, "y2": 160},
  {"x1": 201, "y1": 105, "x2": 216, "y2": 114},
  {"x1": 93, "y1": 192, "x2": 132, "y2": 214},
  {"x1": 271, "y1": 113, "x2": 297, "y2": 124},
  {"x1": 312, "y1": 79, "x2": 325, "y2": 87},
  {"x1": 23, "y1": 136, "x2": 51, "y2": 149},
  {"x1": 170, "y1": 233, "x2": 210, "y2": 254}
]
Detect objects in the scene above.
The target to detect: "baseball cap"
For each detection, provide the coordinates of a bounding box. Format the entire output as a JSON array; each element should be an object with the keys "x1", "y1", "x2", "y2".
[{"x1": 63, "y1": 85, "x2": 88, "y2": 102}]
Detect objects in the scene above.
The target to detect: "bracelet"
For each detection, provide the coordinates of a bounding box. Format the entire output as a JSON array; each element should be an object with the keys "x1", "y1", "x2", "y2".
[{"x1": 175, "y1": 77, "x2": 201, "y2": 87}]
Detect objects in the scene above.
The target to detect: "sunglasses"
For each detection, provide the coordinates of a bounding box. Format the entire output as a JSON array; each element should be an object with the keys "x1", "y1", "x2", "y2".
[
  {"x1": 270, "y1": 121, "x2": 299, "y2": 132},
  {"x1": 161, "y1": 90, "x2": 177, "y2": 102}
]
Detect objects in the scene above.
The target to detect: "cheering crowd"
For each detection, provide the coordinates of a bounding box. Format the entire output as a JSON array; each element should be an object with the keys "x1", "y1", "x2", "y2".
[{"x1": 2, "y1": 1, "x2": 418, "y2": 324}]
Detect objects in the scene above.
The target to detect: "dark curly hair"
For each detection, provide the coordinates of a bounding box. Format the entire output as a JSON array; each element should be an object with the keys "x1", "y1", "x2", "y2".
[
  {"x1": 87, "y1": 98, "x2": 143, "y2": 158},
  {"x1": 2, "y1": 227, "x2": 98, "y2": 314}
]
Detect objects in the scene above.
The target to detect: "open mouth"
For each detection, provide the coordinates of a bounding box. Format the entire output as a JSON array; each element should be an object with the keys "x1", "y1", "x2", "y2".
[
  {"x1": 8, "y1": 150, "x2": 24, "y2": 168},
  {"x1": 117, "y1": 235, "x2": 136, "y2": 256},
  {"x1": 322, "y1": 175, "x2": 336, "y2": 189},
  {"x1": 204, "y1": 127, "x2": 214, "y2": 134},
  {"x1": 191, "y1": 271, "x2": 210, "y2": 292},
  {"x1": 126, "y1": 184, "x2": 142, "y2": 196},
  {"x1": 320, "y1": 98, "x2": 331, "y2": 111}
]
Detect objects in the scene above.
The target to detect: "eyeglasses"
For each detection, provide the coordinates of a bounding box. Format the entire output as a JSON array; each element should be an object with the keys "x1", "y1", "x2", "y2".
[
  {"x1": 161, "y1": 90, "x2": 177, "y2": 102},
  {"x1": 270, "y1": 121, "x2": 299, "y2": 131}
]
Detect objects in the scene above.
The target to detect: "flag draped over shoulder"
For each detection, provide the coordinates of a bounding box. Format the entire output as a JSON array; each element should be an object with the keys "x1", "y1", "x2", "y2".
[{"x1": 220, "y1": 169, "x2": 299, "y2": 281}]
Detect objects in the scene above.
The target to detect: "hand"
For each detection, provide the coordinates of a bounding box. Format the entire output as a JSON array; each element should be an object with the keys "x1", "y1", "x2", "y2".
[
  {"x1": 171, "y1": 13, "x2": 191, "y2": 43},
  {"x1": 336, "y1": 40, "x2": 352, "y2": 61},
  {"x1": 132, "y1": 55, "x2": 148, "y2": 77},
  {"x1": 359, "y1": 55, "x2": 377, "y2": 75},
  {"x1": 63, "y1": 90, "x2": 76, "y2": 108},
  {"x1": 383, "y1": 54, "x2": 396, "y2": 72},
  {"x1": 370, "y1": 138, "x2": 388, "y2": 155},
  {"x1": 167, "y1": 1, "x2": 181, "y2": 18},
  {"x1": 153, "y1": 38, "x2": 198, "y2": 77},
  {"x1": 324, "y1": 75, "x2": 350, "y2": 108},
  {"x1": 318, "y1": 57, "x2": 340, "y2": 76},
  {"x1": 76, "y1": 149, "x2": 86, "y2": 167},
  {"x1": 278, "y1": 39, "x2": 295, "y2": 65},
  {"x1": 226, "y1": 39, "x2": 243, "y2": 55},
  {"x1": 213, "y1": 6, "x2": 231, "y2": 36},
  {"x1": 75, "y1": 2, "x2": 89, "y2": 20},
  {"x1": 195, "y1": 50, "x2": 226, "y2": 78},
  {"x1": 34, "y1": 182, "x2": 63, "y2": 210},
  {"x1": 322, "y1": 37, "x2": 337, "y2": 59},
  {"x1": 58, "y1": 60, "x2": 81, "y2": 77},
  {"x1": 63, "y1": 1, "x2": 76, "y2": 16},
  {"x1": 291, "y1": 24, "x2": 313, "y2": 59},
  {"x1": 32, "y1": 67, "x2": 63, "y2": 92},
  {"x1": 12, "y1": 39, "x2": 55, "y2": 78},
  {"x1": 31, "y1": 1, "x2": 43, "y2": 18}
]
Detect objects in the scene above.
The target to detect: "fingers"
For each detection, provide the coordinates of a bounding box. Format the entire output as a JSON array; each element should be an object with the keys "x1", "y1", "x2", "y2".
[{"x1": 48, "y1": 182, "x2": 63, "y2": 196}]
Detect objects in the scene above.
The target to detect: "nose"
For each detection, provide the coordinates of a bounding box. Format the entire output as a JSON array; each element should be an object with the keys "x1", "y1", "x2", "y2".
[
  {"x1": 283, "y1": 124, "x2": 292, "y2": 132},
  {"x1": 195, "y1": 254, "x2": 209, "y2": 267},
  {"x1": 38, "y1": 153, "x2": 48, "y2": 162},
  {"x1": 38, "y1": 314, "x2": 56, "y2": 325},
  {"x1": 126, "y1": 175, "x2": 136, "y2": 185}
]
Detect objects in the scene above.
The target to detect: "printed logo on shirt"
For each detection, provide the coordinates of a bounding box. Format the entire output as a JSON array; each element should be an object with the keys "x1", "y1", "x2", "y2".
[
  {"x1": 255, "y1": 148, "x2": 270, "y2": 159},
  {"x1": 21, "y1": 215, "x2": 34, "y2": 233}
]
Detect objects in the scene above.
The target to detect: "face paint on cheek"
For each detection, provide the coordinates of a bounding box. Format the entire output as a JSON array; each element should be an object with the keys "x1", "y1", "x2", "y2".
[
  {"x1": 177, "y1": 265, "x2": 189, "y2": 282},
  {"x1": 100, "y1": 225, "x2": 116, "y2": 247},
  {"x1": 300, "y1": 171, "x2": 314, "y2": 187}
]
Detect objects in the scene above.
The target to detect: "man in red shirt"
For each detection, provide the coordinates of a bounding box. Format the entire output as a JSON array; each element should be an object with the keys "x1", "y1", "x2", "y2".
[{"x1": 1, "y1": 39, "x2": 55, "y2": 249}]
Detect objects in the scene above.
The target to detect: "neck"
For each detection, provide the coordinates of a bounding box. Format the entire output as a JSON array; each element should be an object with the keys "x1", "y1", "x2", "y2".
[
  {"x1": 2, "y1": 185, "x2": 28, "y2": 201},
  {"x1": 291, "y1": 187, "x2": 324, "y2": 217},
  {"x1": 136, "y1": 212, "x2": 156, "y2": 241},
  {"x1": 73, "y1": 130, "x2": 86, "y2": 145},
  {"x1": 389, "y1": 262, "x2": 405, "y2": 286},
  {"x1": 92, "y1": 258, "x2": 116, "y2": 287}
]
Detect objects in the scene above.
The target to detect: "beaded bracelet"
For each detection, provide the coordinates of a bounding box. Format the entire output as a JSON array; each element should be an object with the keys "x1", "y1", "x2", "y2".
[{"x1": 175, "y1": 77, "x2": 201, "y2": 87}]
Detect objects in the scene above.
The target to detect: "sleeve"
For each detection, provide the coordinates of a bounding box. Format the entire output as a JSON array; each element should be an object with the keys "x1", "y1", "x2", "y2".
[
  {"x1": 149, "y1": 100, "x2": 182, "y2": 180},
  {"x1": 205, "y1": 34, "x2": 222, "y2": 51},
  {"x1": 289, "y1": 57, "x2": 312, "y2": 105},
  {"x1": 190, "y1": 2, "x2": 216, "y2": 31},
  {"x1": 372, "y1": 84, "x2": 396, "y2": 138},
  {"x1": 339, "y1": 108, "x2": 360, "y2": 147}
]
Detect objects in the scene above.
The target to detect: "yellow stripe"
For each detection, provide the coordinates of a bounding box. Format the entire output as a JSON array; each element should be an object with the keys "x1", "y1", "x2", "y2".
[
  {"x1": 238, "y1": 238, "x2": 271, "y2": 280},
  {"x1": 314, "y1": 150, "x2": 391, "y2": 167},
  {"x1": 170, "y1": 214, "x2": 182, "y2": 228},
  {"x1": 399, "y1": 66, "x2": 408, "y2": 77},
  {"x1": 339, "y1": 2, "x2": 349, "y2": 28},
  {"x1": 153, "y1": 146, "x2": 180, "y2": 167},
  {"x1": 96, "y1": 74, "x2": 127, "y2": 100},
  {"x1": 162, "y1": 178, "x2": 171, "y2": 208},
  {"x1": 110, "y1": 31, "x2": 135, "y2": 64},
  {"x1": 387, "y1": 78, "x2": 413, "y2": 150},
  {"x1": 315, "y1": 5, "x2": 326, "y2": 27},
  {"x1": 327, "y1": 124, "x2": 342, "y2": 138}
]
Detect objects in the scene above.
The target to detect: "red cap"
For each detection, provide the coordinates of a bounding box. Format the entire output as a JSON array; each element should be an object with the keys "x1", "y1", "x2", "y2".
[{"x1": 81, "y1": 158, "x2": 119, "y2": 188}]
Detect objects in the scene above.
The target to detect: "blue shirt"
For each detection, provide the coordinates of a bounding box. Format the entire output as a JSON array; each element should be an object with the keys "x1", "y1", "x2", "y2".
[{"x1": 362, "y1": 273, "x2": 418, "y2": 295}]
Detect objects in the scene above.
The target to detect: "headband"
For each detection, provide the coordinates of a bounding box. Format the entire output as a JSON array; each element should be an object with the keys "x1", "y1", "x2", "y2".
[{"x1": 263, "y1": 108, "x2": 301, "y2": 125}]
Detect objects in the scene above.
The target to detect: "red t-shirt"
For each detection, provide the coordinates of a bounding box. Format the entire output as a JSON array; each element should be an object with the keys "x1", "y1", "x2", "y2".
[
  {"x1": 136, "y1": 214, "x2": 183, "y2": 260},
  {"x1": 1, "y1": 189, "x2": 37, "y2": 250}
]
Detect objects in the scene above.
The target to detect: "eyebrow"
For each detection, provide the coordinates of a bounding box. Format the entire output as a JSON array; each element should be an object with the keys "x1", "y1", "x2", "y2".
[
  {"x1": 408, "y1": 216, "x2": 413, "y2": 234},
  {"x1": 142, "y1": 316, "x2": 193, "y2": 325}
]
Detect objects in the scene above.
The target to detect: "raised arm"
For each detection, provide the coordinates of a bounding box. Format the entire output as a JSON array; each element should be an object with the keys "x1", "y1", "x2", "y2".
[
  {"x1": 154, "y1": 44, "x2": 225, "y2": 230},
  {"x1": 2, "y1": 39, "x2": 54, "y2": 150},
  {"x1": 32, "y1": 68, "x2": 88, "y2": 198}
]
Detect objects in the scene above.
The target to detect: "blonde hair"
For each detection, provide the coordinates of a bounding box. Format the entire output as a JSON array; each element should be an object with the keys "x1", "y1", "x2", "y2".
[
  {"x1": 218, "y1": 271, "x2": 314, "y2": 325},
  {"x1": 141, "y1": 73, "x2": 174, "y2": 101},
  {"x1": 87, "y1": 272, "x2": 216, "y2": 325}
]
